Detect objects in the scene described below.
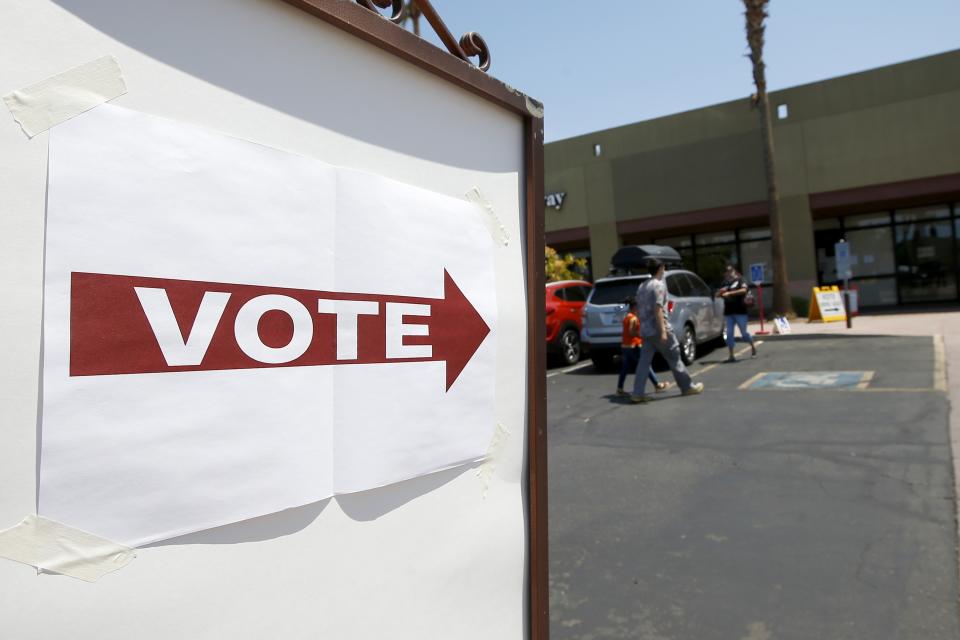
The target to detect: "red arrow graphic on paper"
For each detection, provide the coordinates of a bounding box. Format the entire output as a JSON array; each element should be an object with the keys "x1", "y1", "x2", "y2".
[{"x1": 69, "y1": 270, "x2": 490, "y2": 391}]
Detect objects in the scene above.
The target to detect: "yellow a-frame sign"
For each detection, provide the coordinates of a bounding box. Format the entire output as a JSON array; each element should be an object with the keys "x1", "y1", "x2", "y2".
[{"x1": 808, "y1": 286, "x2": 847, "y2": 323}]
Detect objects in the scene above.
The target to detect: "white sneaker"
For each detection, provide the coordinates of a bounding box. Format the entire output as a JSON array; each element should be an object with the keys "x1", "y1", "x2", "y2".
[{"x1": 682, "y1": 382, "x2": 704, "y2": 396}]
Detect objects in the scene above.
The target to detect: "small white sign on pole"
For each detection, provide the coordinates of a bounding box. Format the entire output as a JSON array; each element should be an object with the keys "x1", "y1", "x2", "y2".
[{"x1": 835, "y1": 241, "x2": 853, "y2": 280}]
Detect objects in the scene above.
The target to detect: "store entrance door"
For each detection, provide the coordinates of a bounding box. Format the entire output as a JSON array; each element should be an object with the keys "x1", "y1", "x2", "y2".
[{"x1": 815, "y1": 228, "x2": 845, "y2": 285}]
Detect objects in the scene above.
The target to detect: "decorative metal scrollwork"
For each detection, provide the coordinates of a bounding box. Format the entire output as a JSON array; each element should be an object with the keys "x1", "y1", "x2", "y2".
[
  {"x1": 356, "y1": 0, "x2": 491, "y2": 72},
  {"x1": 356, "y1": 0, "x2": 404, "y2": 23},
  {"x1": 458, "y1": 31, "x2": 490, "y2": 72}
]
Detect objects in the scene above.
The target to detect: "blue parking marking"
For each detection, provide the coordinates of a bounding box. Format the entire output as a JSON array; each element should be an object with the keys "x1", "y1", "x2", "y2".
[{"x1": 741, "y1": 371, "x2": 873, "y2": 390}]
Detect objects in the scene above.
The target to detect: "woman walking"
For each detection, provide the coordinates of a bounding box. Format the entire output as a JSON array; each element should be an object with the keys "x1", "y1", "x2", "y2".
[
  {"x1": 718, "y1": 264, "x2": 757, "y2": 362},
  {"x1": 616, "y1": 296, "x2": 668, "y2": 396}
]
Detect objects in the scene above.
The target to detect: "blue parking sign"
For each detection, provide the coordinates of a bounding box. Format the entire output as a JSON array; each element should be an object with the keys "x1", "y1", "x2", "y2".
[{"x1": 749, "y1": 262, "x2": 765, "y2": 284}]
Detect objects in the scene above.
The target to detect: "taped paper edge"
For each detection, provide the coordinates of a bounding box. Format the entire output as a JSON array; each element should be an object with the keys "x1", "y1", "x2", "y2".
[
  {"x1": 466, "y1": 187, "x2": 510, "y2": 247},
  {"x1": 3, "y1": 55, "x2": 127, "y2": 138},
  {"x1": 0, "y1": 514, "x2": 135, "y2": 582},
  {"x1": 476, "y1": 422, "x2": 511, "y2": 498}
]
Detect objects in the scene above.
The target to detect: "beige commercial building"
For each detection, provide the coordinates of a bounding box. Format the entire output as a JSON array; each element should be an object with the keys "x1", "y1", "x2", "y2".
[{"x1": 545, "y1": 49, "x2": 960, "y2": 308}]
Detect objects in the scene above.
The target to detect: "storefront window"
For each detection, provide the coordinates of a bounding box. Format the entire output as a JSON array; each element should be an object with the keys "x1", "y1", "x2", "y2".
[
  {"x1": 844, "y1": 227, "x2": 895, "y2": 277},
  {"x1": 657, "y1": 235, "x2": 693, "y2": 248},
  {"x1": 655, "y1": 235, "x2": 695, "y2": 270},
  {"x1": 815, "y1": 227, "x2": 846, "y2": 283},
  {"x1": 854, "y1": 277, "x2": 898, "y2": 307},
  {"x1": 695, "y1": 231, "x2": 735, "y2": 246},
  {"x1": 740, "y1": 240, "x2": 773, "y2": 284},
  {"x1": 696, "y1": 244, "x2": 738, "y2": 287},
  {"x1": 895, "y1": 221, "x2": 957, "y2": 302},
  {"x1": 845, "y1": 212, "x2": 891, "y2": 228},
  {"x1": 739, "y1": 227, "x2": 771, "y2": 241},
  {"x1": 632, "y1": 204, "x2": 958, "y2": 308},
  {"x1": 894, "y1": 205, "x2": 950, "y2": 223}
]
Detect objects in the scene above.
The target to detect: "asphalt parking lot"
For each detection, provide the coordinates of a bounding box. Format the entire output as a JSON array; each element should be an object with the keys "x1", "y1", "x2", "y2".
[{"x1": 549, "y1": 335, "x2": 956, "y2": 640}]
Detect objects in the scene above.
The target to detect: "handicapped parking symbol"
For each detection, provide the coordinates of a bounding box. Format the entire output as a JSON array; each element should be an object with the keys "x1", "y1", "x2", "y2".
[{"x1": 741, "y1": 371, "x2": 873, "y2": 390}]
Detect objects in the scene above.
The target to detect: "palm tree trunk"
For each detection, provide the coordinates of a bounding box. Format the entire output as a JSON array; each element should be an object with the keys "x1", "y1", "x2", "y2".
[
  {"x1": 756, "y1": 87, "x2": 790, "y2": 315},
  {"x1": 744, "y1": 0, "x2": 791, "y2": 316}
]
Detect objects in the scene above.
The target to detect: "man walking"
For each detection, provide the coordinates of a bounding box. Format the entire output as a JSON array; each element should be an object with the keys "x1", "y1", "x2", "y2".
[{"x1": 631, "y1": 259, "x2": 704, "y2": 403}]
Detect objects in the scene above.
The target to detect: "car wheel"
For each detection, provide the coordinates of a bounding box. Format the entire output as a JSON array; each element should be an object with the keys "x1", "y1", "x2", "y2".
[
  {"x1": 711, "y1": 323, "x2": 728, "y2": 348},
  {"x1": 559, "y1": 328, "x2": 581, "y2": 366},
  {"x1": 680, "y1": 325, "x2": 696, "y2": 365}
]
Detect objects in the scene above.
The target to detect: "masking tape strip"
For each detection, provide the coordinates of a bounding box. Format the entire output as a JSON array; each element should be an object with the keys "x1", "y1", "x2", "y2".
[
  {"x1": 3, "y1": 56, "x2": 127, "y2": 138},
  {"x1": 476, "y1": 422, "x2": 511, "y2": 498},
  {"x1": 466, "y1": 187, "x2": 510, "y2": 247},
  {"x1": 0, "y1": 514, "x2": 135, "y2": 582}
]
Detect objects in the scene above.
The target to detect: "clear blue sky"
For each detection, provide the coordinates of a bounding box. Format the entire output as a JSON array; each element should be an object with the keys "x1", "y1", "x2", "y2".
[{"x1": 418, "y1": 1, "x2": 960, "y2": 142}]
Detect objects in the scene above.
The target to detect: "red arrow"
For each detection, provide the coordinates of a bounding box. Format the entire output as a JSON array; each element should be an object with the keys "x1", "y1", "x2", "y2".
[
  {"x1": 431, "y1": 270, "x2": 492, "y2": 390},
  {"x1": 69, "y1": 270, "x2": 490, "y2": 391}
]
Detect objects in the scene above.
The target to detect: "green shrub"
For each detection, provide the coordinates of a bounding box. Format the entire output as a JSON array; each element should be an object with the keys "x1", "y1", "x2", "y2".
[{"x1": 791, "y1": 296, "x2": 809, "y2": 318}]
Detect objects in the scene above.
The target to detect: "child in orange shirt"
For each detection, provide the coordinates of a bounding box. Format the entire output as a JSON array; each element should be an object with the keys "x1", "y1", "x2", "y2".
[{"x1": 617, "y1": 297, "x2": 668, "y2": 396}]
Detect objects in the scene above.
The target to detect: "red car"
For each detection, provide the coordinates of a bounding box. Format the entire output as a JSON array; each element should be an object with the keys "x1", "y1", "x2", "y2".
[{"x1": 546, "y1": 280, "x2": 592, "y2": 366}]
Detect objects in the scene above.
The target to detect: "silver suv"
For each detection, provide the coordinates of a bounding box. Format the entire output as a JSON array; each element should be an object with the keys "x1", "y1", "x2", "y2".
[{"x1": 582, "y1": 247, "x2": 724, "y2": 369}]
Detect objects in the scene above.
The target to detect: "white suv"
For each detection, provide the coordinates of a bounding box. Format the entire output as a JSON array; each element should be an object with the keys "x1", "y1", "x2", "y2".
[{"x1": 581, "y1": 246, "x2": 725, "y2": 369}]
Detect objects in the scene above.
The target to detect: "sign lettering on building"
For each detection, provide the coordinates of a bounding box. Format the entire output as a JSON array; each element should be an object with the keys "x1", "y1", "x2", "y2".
[{"x1": 545, "y1": 192, "x2": 566, "y2": 210}]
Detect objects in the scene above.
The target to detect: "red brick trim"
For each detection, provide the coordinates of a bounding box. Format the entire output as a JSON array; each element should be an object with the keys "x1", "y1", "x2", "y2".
[
  {"x1": 809, "y1": 172, "x2": 960, "y2": 214},
  {"x1": 545, "y1": 226, "x2": 590, "y2": 245},
  {"x1": 616, "y1": 200, "x2": 768, "y2": 235}
]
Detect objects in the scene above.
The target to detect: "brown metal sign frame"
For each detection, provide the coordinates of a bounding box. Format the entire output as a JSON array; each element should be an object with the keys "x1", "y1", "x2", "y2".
[{"x1": 279, "y1": 1, "x2": 547, "y2": 638}]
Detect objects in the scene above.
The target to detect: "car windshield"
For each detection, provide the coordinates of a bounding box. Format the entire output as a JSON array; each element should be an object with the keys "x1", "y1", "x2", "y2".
[{"x1": 589, "y1": 278, "x2": 645, "y2": 305}]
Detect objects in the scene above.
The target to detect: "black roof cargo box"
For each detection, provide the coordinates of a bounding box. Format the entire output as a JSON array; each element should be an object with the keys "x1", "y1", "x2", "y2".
[{"x1": 610, "y1": 245, "x2": 683, "y2": 273}]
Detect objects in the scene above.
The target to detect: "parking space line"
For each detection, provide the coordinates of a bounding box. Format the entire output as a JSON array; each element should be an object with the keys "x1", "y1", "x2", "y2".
[
  {"x1": 934, "y1": 335, "x2": 947, "y2": 392},
  {"x1": 547, "y1": 360, "x2": 594, "y2": 378},
  {"x1": 691, "y1": 340, "x2": 763, "y2": 380},
  {"x1": 837, "y1": 387, "x2": 938, "y2": 393},
  {"x1": 857, "y1": 371, "x2": 875, "y2": 390},
  {"x1": 738, "y1": 372, "x2": 767, "y2": 390}
]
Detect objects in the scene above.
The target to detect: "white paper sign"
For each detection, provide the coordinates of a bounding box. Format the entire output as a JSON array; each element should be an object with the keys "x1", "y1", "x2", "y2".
[
  {"x1": 41, "y1": 105, "x2": 497, "y2": 546},
  {"x1": 815, "y1": 290, "x2": 846, "y2": 318}
]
